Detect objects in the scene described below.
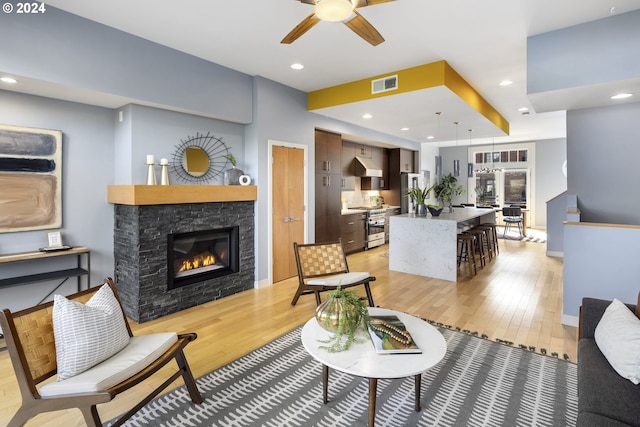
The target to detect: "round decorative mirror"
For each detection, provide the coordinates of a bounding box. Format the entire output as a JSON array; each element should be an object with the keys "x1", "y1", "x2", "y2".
[
  {"x1": 182, "y1": 146, "x2": 210, "y2": 177},
  {"x1": 171, "y1": 132, "x2": 229, "y2": 183}
]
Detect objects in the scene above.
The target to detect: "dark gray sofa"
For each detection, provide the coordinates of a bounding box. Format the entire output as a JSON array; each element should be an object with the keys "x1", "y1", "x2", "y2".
[{"x1": 578, "y1": 296, "x2": 640, "y2": 426}]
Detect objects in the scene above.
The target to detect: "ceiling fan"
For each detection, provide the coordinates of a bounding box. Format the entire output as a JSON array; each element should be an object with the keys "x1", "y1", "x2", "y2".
[{"x1": 281, "y1": 0, "x2": 396, "y2": 46}]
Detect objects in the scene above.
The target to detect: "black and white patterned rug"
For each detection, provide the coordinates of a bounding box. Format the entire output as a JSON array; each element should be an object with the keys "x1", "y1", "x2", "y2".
[
  {"x1": 107, "y1": 325, "x2": 577, "y2": 427},
  {"x1": 497, "y1": 227, "x2": 547, "y2": 243}
]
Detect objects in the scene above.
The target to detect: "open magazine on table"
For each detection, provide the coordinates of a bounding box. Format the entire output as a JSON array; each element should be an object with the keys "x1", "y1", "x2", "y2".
[{"x1": 367, "y1": 315, "x2": 422, "y2": 354}]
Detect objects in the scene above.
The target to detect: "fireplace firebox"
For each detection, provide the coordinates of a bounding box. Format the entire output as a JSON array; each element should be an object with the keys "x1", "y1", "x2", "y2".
[{"x1": 167, "y1": 227, "x2": 239, "y2": 290}]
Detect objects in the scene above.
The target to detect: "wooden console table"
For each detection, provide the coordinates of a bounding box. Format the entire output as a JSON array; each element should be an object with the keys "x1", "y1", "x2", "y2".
[{"x1": 0, "y1": 247, "x2": 91, "y2": 304}]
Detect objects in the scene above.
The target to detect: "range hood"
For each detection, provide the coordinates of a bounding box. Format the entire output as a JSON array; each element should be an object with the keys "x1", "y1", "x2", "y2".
[{"x1": 354, "y1": 156, "x2": 383, "y2": 177}]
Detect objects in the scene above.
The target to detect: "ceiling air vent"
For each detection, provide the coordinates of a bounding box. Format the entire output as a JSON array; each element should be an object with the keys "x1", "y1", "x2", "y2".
[{"x1": 371, "y1": 75, "x2": 398, "y2": 94}]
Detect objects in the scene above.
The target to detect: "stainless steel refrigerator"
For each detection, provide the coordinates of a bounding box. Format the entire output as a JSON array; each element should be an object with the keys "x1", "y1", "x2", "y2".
[{"x1": 400, "y1": 172, "x2": 422, "y2": 213}]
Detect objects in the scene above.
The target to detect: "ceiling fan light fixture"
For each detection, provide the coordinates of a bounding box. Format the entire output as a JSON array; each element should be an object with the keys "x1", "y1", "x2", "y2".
[{"x1": 315, "y1": 0, "x2": 354, "y2": 22}]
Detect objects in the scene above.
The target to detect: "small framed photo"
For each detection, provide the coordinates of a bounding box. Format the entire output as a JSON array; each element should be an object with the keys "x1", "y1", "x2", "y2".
[{"x1": 47, "y1": 231, "x2": 63, "y2": 248}]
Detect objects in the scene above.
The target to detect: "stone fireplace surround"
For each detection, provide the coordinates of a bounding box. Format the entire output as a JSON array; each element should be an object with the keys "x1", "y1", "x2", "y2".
[{"x1": 109, "y1": 185, "x2": 256, "y2": 323}]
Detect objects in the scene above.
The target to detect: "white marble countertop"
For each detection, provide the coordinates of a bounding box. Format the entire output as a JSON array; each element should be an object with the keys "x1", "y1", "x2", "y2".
[{"x1": 397, "y1": 207, "x2": 496, "y2": 223}]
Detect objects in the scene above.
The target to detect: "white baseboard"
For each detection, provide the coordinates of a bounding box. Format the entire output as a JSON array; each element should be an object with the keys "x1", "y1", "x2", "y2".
[
  {"x1": 546, "y1": 250, "x2": 564, "y2": 258},
  {"x1": 562, "y1": 314, "x2": 579, "y2": 327},
  {"x1": 255, "y1": 278, "x2": 271, "y2": 289}
]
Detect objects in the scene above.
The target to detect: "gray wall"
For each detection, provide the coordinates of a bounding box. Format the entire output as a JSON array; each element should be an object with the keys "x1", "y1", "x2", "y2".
[
  {"x1": 567, "y1": 102, "x2": 640, "y2": 224},
  {"x1": 528, "y1": 9, "x2": 640, "y2": 95},
  {"x1": 535, "y1": 138, "x2": 567, "y2": 226},
  {"x1": 438, "y1": 145, "x2": 470, "y2": 206},
  {"x1": 0, "y1": 91, "x2": 114, "y2": 311},
  {"x1": 121, "y1": 104, "x2": 245, "y2": 185},
  {"x1": 0, "y1": 7, "x2": 253, "y2": 124}
]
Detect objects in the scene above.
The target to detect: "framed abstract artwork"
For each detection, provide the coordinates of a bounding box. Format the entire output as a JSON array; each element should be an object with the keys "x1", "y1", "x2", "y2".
[{"x1": 0, "y1": 124, "x2": 63, "y2": 233}]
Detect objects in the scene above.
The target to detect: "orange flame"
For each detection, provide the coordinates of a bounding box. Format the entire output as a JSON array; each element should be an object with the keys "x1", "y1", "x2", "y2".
[{"x1": 178, "y1": 254, "x2": 216, "y2": 272}]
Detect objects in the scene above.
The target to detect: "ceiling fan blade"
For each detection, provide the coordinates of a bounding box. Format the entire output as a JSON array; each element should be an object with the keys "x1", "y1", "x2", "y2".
[
  {"x1": 344, "y1": 10, "x2": 385, "y2": 46},
  {"x1": 356, "y1": 0, "x2": 396, "y2": 7},
  {"x1": 281, "y1": 13, "x2": 321, "y2": 44}
]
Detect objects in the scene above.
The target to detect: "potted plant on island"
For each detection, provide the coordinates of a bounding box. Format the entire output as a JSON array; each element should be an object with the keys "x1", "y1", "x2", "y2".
[
  {"x1": 429, "y1": 173, "x2": 465, "y2": 213},
  {"x1": 405, "y1": 187, "x2": 431, "y2": 216},
  {"x1": 315, "y1": 286, "x2": 369, "y2": 352}
]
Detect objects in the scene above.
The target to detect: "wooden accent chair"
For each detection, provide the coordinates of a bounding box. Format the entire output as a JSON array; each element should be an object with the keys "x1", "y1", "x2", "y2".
[
  {"x1": 291, "y1": 239, "x2": 376, "y2": 306},
  {"x1": 0, "y1": 277, "x2": 203, "y2": 427}
]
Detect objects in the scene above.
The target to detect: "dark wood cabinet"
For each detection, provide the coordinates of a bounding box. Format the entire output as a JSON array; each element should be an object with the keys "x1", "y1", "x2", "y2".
[
  {"x1": 394, "y1": 148, "x2": 416, "y2": 173},
  {"x1": 340, "y1": 213, "x2": 366, "y2": 253},
  {"x1": 341, "y1": 140, "x2": 356, "y2": 190},
  {"x1": 315, "y1": 130, "x2": 343, "y2": 243},
  {"x1": 354, "y1": 144, "x2": 371, "y2": 159},
  {"x1": 386, "y1": 148, "x2": 418, "y2": 206},
  {"x1": 315, "y1": 129, "x2": 341, "y2": 173}
]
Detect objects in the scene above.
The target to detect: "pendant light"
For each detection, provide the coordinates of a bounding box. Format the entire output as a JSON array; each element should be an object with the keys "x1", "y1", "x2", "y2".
[
  {"x1": 475, "y1": 137, "x2": 504, "y2": 174},
  {"x1": 467, "y1": 129, "x2": 474, "y2": 178},
  {"x1": 435, "y1": 112, "x2": 442, "y2": 177},
  {"x1": 453, "y1": 121, "x2": 460, "y2": 176}
]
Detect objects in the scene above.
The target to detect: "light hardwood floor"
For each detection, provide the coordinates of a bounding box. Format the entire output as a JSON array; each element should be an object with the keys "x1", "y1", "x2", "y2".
[{"x1": 0, "y1": 236, "x2": 577, "y2": 426}]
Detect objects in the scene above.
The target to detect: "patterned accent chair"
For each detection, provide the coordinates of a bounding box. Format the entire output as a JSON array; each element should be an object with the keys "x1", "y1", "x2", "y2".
[{"x1": 291, "y1": 239, "x2": 376, "y2": 306}]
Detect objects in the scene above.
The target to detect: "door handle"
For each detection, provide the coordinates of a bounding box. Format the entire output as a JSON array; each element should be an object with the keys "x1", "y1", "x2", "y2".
[
  {"x1": 283, "y1": 217, "x2": 290, "y2": 223},
  {"x1": 289, "y1": 217, "x2": 299, "y2": 222}
]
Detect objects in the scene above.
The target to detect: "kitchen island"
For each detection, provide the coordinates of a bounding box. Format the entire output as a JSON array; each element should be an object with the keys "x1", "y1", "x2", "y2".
[{"x1": 389, "y1": 208, "x2": 496, "y2": 281}]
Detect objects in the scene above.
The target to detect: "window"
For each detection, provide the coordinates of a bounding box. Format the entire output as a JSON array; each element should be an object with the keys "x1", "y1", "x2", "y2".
[
  {"x1": 503, "y1": 171, "x2": 527, "y2": 206},
  {"x1": 475, "y1": 173, "x2": 497, "y2": 206},
  {"x1": 473, "y1": 149, "x2": 528, "y2": 166}
]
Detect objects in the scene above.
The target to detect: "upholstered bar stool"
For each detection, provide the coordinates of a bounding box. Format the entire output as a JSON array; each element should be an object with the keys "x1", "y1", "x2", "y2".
[
  {"x1": 465, "y1": 228, "x2": 486, "y2": 268},
  {"x1": 481, "y1": 223, "x2": 500, "y2": 255},
  {"x1": 457, "y1": 233, "x2": 477, "y2": 276}
]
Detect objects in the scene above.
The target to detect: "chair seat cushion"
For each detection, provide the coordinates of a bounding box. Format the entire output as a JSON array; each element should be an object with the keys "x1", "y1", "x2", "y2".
[
  {"x1": 40, "y1": 332, "x2": 177, "y2": 396},
  {"x1": 306, "y1": 271, "x2": 370, "y2": 286}
]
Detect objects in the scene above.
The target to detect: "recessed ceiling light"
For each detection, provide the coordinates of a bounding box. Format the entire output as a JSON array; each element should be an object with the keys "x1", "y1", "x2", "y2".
[
  {"x1": 401, "y1": 127, "x2": 409, "y2": 131},
  {"x1": 290, "y1": 63, "x2": 304, "y2": 70},
  {"x1": 611, "y1": 93, "x2": 633, "y2": 100},
  {"x1": 427, "y1": 136, "x2": 435, "y2": 140},
  {"x1": 362, "y1": 113, "x2": 372, "y2": 119},
  {"x1": 1, "y1": 76, "x2": 18, "y2": 84},
  {"x1": 518, "y1": 107, "x2": 529, "y2": 112},
  {"x1": 499, "y1": 80, "x2": 513, "y2": 86}
]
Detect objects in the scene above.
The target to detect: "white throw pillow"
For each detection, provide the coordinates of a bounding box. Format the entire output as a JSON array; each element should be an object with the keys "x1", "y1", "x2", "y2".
[
  {"x1": 53, "y1": 284, "x2": 130, "y2": 381},
  {"x1": 594, "y1": 298, "x2": 640, "y2": 384}
]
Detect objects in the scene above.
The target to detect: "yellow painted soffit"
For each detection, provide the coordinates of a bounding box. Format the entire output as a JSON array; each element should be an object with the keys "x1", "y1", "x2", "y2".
[{"x1": 307, "y1": 60, "x2": 509, "y2": 135}]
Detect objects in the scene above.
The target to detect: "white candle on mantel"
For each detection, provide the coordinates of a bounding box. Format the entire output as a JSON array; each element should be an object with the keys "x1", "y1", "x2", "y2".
[
  {"x1": 146, "y1": 154, "x2": 155, "y2": 164},
  {"x1": 160, "y1": 158, "x2": 169, "y2": 165}
]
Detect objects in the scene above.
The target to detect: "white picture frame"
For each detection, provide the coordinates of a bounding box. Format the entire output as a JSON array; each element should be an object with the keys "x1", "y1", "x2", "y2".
[{"x1": 47, "y1": 231, "x2": 63, "y2": 248}]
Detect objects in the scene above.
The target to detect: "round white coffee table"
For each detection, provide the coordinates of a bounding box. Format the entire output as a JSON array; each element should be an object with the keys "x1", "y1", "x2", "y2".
[{"x1": 301, "y1": 307, "x2": 447, "y2": 426}]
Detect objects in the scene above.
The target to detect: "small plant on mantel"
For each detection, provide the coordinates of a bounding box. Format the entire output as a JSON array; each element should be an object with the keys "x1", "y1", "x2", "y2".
[
  {"x1": 226, "y1": 153, "x2": 237, "y2": 168},
  {"x1": 315, "y1": 286, "x2": 370, "y2": 352}
]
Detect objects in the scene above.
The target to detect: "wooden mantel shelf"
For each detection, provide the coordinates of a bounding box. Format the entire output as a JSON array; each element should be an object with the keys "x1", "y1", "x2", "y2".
[{"x1": 107, "y1": 185, "x2": 257, "y2": 205}]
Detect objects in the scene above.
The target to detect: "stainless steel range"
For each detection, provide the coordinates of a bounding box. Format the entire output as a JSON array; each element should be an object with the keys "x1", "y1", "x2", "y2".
[{"x1": 365, "y1": 208, "x2": 386, "y2": 249}]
